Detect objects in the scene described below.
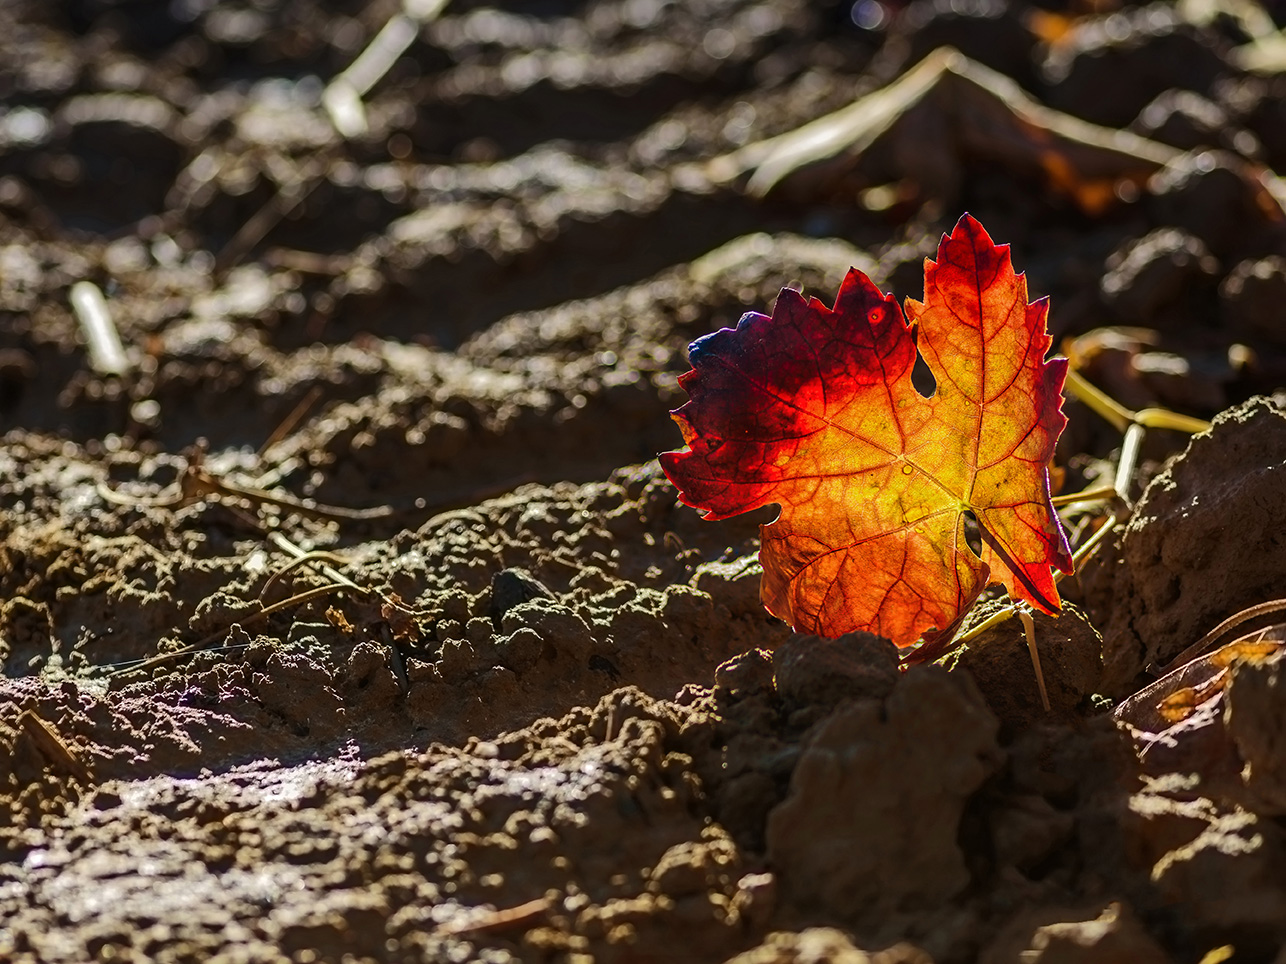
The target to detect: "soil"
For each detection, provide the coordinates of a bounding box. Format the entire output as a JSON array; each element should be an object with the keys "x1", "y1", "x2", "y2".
[{"x1": 3, "y1": 1, "x2": 1286, "y2": 962}]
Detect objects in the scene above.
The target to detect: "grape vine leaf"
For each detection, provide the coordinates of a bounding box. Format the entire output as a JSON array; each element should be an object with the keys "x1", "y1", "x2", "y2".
[{"x1": 659, "y1": 214, "x2": 1074, "y2": 648}]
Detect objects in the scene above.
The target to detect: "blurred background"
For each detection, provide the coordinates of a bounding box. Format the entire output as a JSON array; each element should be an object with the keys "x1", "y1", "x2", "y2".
[{"x1": 1, "y1": 0, "x2": 1285, "y2": 491}]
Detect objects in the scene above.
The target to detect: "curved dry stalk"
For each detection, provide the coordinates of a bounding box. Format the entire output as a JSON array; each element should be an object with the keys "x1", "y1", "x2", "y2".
[
  {"x1": 1050, "y1": 484, "x2": 1118, "y2": 507},
  {"x1": 260, "y1": 544, "x2": 359, "y2": 603},
  {"x1": 108, "y1": 582, "x2": 351, "y2": 680},
  {"x1": 948, "y1": 607, "x2": 1015, "y2": 649},
  {"x1": 99, "y1": 445, "x2": 392, "y2": 522},
  {"x1": 257, "y1": 386, "x2": 322, "y2": 459},
  {"x1": 1154, "y1": 597, "x2": 1286, "y2": 677}
]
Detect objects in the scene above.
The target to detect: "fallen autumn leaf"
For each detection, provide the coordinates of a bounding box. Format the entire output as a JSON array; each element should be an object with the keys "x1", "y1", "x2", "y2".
[{"x1": 661, "y1": 213, "x2": 1074, "y2": 647}]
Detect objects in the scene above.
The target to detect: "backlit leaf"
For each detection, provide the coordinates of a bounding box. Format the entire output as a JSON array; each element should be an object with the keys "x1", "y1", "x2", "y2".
[{"x1": 660, "y1": 214, "x2": 1074, "y2": 647}]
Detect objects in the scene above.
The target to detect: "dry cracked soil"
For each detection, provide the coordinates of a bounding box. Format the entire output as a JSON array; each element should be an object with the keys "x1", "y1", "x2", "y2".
[{"x1": 4, "y1": 1, "x2": 1286, "y2": 962}]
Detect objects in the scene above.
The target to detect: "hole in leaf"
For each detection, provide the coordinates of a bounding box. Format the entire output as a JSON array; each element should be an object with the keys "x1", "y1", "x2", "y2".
[
  {"x1": 962, "y1": 510, "x2": 982, "y2": 556},
  {"x1": 911, "y1": 349, "x2": 936, "y2": 398}
]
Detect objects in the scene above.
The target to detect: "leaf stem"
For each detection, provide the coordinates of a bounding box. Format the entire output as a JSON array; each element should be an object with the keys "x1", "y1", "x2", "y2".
[
  {"x1": 1018, "y1": 606, "x2": 1051, "y2": 712},
  {"x1": 1050, "y1": 484, "x2": 1116, "y2": 507},
  {"x1": 1064, "y1": 367, "x2": 1211, "y2": 435},
  {"x1": 1066, "y1": 516, "x2": 1117, "y2": 571},
  {"x1": 1114, "y1": 422, "x2": 1145, "y2": 506},
  {"x1": 1134, "y1": 408, "x2": 1212, "y2": 434},
  {"x1": 1064, "y1": 367, "x2": 1131, "y2": 432},
  {"x1": 949, "y1": 607, "x2": 1015, "y2": 647}
]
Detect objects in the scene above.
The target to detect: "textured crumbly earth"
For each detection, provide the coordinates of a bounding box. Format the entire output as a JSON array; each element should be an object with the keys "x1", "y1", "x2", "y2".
[{"x1": 3, "y1": 1, "x2": 1286, "y2": 962}]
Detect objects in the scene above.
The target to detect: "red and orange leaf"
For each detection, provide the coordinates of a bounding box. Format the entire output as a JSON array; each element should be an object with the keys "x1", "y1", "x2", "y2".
[{"x1": 659, "y1": 214, "x2": 1073, "y2": 647}]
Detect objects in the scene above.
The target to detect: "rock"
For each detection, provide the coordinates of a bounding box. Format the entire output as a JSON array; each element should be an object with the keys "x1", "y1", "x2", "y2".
[
  {"x1": 765, "y1": 667, "x2": 1001, "y2": 925},
  {"x1": 488, "y1": 567, "x2": 554, "y2": 624},
  {"x1": 1085, "y1": 397, "x2": 1286, "y2": 695}
]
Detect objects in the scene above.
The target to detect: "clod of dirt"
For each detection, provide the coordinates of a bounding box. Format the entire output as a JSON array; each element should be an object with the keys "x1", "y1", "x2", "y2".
[
  {"x1": 994, "y1": 713, "x2": 1143, "y2": 908},
  {"x1": 691, "y1": 554, "x2": 765, "y2": 619},
  {"x1": 1040, "y1": 6, "x2": 1228, "y2": 130},
  {"x1": 1112, "y1": 629, "x2": 1286, "y2": 819},
  {"x1": 1099, "y1": 227, "x2": 1219, "y2": 324},
  {"x1": 1131, "y1": 349, "x2": 1235, "y2": 415},
  {"x1": 770, "y1": 631, "x2": 900, "y2": 709},
  {"x1": 0, "y1": 686, "x2": 757, "y2": 963},
  {"x1": 1129, "y1": 776, "x2": 1286, "y2": 957},
  {"x1": 1145, "y1": 151, "x2": 1285, "y2": 260},
  {"x1": 899, "y1": 0, "x2": 1038, "y2": 90},
  {"x1": 1086, "y1": 396, "x2": 1286, "y2": 695},
  {"x1": 942, "y1": 601, "x2": 1104, "y2": 739},
  {"x1": 1116, "y1": 675, "x2": 1244, "y2": 806},
  {"x1": 1130, "y1": 90, "x2": 1258, "y2": 156},
  {"x1": 1226, "y1": 648, "x2": 1286, "y2": 816},
  {"x1": 1243, "y1": 75, "x2": 1286, "y2": 169},
  {"x1": 22, "y1": 94, "x2": 184, "y2": 233},
  {"x1": 727, "y1": 928, "x2": 931, "y2": 964},
  {"x1": 251, "y1": 648, "x2": 346, "y2": 740},
  {"x1": 765, "y1": 666, "x2": 1001, "y2": 930},
  {"x1": 1220, "y1": 255, "x2": 1286, "y2": 349},
  {"x1": 714, "y1": 647, "x2": 776, "y2": 697},
  {"x1": 981, "y1": 901, "x2": 1173, "y2": 964}
]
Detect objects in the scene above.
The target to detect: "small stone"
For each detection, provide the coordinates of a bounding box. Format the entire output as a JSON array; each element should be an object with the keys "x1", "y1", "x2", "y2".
[{"x1": 488, "y1": 567, "x2": 554, "y2": 624}]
